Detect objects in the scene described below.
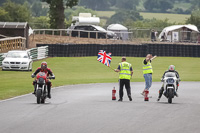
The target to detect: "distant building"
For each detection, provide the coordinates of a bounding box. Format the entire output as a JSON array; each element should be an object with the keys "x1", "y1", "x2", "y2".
[{"x1": 0, "y1": 22, "x2": 29, "y2": 48}]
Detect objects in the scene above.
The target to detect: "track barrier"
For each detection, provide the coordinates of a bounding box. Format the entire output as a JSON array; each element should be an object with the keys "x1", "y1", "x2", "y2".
[{"x1": 36, "y1": 43, "x2": 200, "y2": 57}]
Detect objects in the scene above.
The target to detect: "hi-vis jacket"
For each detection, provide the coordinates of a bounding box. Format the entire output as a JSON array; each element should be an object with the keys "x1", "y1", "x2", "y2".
[
  {"x1": 119, "y1": 62, "x2": 132, "y2": 80},
  {"x1": 143, "y1": 60, "x2": 153, "y2": 74}
]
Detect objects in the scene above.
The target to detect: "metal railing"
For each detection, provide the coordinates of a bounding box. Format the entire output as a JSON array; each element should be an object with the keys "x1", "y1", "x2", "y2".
[
  {"x1": 0, "y1": 37, "x2": 26, "y2": 53},
  {"x1": 32, "y1": 29, "x2": 134, "y2": 42},
  {"x1": 32, "y1": 28, "x2": 200, "y2": 44}
]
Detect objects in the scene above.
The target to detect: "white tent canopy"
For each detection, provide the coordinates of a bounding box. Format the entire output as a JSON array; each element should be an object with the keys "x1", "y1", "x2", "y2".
[
  {"x1": 158, "y1": 25, "x2": 199, "y2": 41},
  {"x1": 107, "y1": 24, "x2": 128, "y2": 31},
  {"x1": 107, "y1": 24, "x2": 128, "y2": 40}
]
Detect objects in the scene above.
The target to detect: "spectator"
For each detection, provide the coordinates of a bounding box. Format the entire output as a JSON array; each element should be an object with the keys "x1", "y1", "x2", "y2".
[{"x1": 151, "y1": 29, "x2": 156, "y2": 42}]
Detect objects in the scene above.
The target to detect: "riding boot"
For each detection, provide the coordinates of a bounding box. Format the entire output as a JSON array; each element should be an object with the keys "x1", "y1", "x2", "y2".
[
  {"x1": 174, "y1": 91, "x2": 178, "y2": 97},
  {"x1": 47, "y1": 86, "x2": 51, "y2": 99},
  {"x1": 32, "y1": 82, "x2": 36, "y2": 95},
  {"x1": 157, "y1": 87, "x2": 164, "y2": 101}
]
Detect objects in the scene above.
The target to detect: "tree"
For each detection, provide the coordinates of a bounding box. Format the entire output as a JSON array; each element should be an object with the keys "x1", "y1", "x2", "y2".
[
  {"x1": 106, "y1": 10, "x2": 143, "y2": 26},
  {"x1": 191, "y1": 0, "x2": 200, "y2": 9},
  {"x1": 144, "y1": 0, "x2": 173, "y2": 13},
  {"x1": 115, "y1": 0, "x2": 139, "y2": 10},
  {"x1": 42, "y1": 0, "x2": 78, "y2": 29},
  {"x1": 186, "y1": 9, "x2": 200, "y2": 29},
  {"x1": 30, "y1": 16, "x2": 50, "y2": 29},
  {"x1": 159, "y1": 0, "x2": 173, "y2": 13},
  {"x1": 0, "y1": 8, "x2": 12, "y2": 21},
  {"x1": 0, "y1": 0, "x2": 31, "y2": 22},
  {"x1": 31, "y1": 1, "x2": 48, "y2": 17},
  {"x1": 79, "y1": 0, "x2": 110, "y2": 11},
  {"x1": 124, "y1": 18, "x2": 176, "y2": 30}
]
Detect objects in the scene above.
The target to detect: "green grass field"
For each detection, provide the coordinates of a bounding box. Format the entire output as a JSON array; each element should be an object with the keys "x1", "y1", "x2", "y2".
[
  {"x1": 96, "y1": 11, "x2": 190, "y2": 25},
  {"x1": 140, "y1": 12, "x2": 190, "y2": 23},
  {"x1": 0, "y1": 57, "x2": 199, "y2": 100}
]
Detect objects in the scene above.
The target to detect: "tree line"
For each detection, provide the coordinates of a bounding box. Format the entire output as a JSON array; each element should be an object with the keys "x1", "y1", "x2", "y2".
[{"x1": 0, "y1": 0, "x2": 200, "y2": 30}]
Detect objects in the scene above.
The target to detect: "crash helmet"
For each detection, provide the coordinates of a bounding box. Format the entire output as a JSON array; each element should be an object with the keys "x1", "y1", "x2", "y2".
[
  {"x1": 168, "y1": 65, "x2": 175, "y2": 71},
  {"x1": 41, "y1": 61, "x2": 47, "y2": 70}
]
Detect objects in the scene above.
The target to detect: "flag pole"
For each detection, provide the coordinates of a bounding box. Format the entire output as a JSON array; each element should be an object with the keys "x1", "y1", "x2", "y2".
[{"x1": 108, "y1": 66, "x2": 115, "y2": 70}]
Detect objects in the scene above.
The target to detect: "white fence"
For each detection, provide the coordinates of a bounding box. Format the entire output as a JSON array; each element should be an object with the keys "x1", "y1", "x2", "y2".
[
  {"x1": 27, "y1": 46, "x2": 48, "y2": 60},
  {"x1": 0, "y1": 53, "x2": 5, "y2": 66}
]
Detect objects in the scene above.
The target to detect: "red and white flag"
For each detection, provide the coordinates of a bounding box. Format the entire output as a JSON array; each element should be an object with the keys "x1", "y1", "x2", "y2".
[{"x1": 97, "y1": 50, "x2": 112, "y2": 67}]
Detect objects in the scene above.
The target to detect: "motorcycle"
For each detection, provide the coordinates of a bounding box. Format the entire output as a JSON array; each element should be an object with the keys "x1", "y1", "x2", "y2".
[
  {"x1": 32, "y1": 72, "x2": 54, "y2": 104},
  {"x1": 161, "y1": 72, "x2": 180, "y2": 103}
]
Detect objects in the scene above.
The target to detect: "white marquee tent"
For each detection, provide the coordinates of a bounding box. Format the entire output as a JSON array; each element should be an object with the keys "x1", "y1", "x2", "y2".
[
  {"x1": 158, "y1": 25, "x2": 199, "y2": 42},
  {"x1": 107, "y1": 24, "x2": 128, "y2": 40}
]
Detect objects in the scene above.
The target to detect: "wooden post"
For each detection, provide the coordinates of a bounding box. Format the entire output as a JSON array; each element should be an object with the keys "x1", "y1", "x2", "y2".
[{"x1": 78, "y1": 31, "x2": 80, "y2": 38}]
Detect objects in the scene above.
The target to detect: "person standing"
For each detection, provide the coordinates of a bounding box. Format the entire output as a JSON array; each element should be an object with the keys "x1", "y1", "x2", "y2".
[
  {"x1": 154, "y1": 30, "x2": 158, "y2": 41},
  {"x1": 114, "y1": 57, "x2": 133, "y2": 101},
  {"x1": 142, "y1": 54, "x2": 157, "y2": 101},
  {"x1": 151, "y1": 29, "x2": 156, "y2": 42}
]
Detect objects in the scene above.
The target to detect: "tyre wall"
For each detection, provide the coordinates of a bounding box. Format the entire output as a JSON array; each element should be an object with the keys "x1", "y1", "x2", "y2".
[{"x1": 36, "y1": 44, "x2": 200, "y2": 57}]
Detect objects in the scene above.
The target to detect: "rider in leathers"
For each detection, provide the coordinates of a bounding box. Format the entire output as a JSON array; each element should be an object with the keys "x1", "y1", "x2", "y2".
[
  {"x1": 157, "y1": 65, "x2": 180, "y2": 101},
  {"x1": 31, "y1": 62, "x2": 55, "y2": 98}
]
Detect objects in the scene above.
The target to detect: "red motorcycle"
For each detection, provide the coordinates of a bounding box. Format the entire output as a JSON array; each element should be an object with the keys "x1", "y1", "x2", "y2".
[{"x1": 33, "y1": 72, "x2": 54, "y2": 104}]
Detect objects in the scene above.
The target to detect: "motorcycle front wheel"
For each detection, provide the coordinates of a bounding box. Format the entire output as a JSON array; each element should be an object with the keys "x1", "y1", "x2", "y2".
[
  {"x1": 36, "y1": 89, "x2": 42, "y2": 104},
  {"x1": 168, "y1": 88, "x2": 173, "y2": 104}
]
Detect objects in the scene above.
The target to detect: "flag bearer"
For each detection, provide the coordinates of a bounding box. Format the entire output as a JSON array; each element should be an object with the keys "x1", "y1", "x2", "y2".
[
  {"x1": 142, "y1": 54, "x2": 157, "y2": 101},
  {"x1": 114, "y1": 57, "x2": 133, "y2": 101}
]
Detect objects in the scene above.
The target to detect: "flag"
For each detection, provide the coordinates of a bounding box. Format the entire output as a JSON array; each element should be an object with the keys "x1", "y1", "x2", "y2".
[{"x1": 97, "y1": 50, "x2": 112, "y2": 67}]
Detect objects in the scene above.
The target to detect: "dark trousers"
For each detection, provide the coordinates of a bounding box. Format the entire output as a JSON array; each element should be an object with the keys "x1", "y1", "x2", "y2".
[{"x1": 119, "y1": 79, "x2": 131, "y2": 99}]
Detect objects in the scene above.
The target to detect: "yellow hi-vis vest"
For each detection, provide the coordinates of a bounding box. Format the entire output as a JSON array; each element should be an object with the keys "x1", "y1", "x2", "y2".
[
  {"x1": 143, "y1": 61, "x2": 153, "y2": 74},
  {"x1": 119, "y1": 62, "x2": 132, "y2": 80}
]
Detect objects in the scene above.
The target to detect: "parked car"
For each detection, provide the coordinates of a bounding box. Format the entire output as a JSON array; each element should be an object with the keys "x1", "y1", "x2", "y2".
[
  {"x1": 68, "y1": 25, "x2": 116, "y2": 39},
  {"x1": 2, "y1": 50, "x2": 33, "y2": 71}
]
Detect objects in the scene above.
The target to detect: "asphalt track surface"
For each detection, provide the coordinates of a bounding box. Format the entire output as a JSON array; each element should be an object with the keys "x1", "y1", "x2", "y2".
[{"x1": 0, "y1": 82, "x2": 200, "y2": 133}]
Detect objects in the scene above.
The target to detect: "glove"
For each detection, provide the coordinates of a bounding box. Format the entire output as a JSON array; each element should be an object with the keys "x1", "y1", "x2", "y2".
[{"x1": 31, "y1": 74, "x2": 35, "y2": 78}]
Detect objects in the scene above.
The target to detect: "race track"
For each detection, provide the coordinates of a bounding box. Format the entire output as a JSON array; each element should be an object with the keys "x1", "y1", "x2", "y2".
[{"x1": 0, "y1": 82, "x2": 200, "y2": 133}]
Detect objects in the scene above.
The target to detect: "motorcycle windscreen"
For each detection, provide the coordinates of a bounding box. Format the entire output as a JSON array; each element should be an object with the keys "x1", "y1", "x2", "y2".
[{"x1": 165, "y1": 72, "x2": 176, "y2": 77}]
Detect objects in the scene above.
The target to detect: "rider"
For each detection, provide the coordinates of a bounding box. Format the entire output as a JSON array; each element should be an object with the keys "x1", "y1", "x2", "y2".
[
  {"x1": 31, "y1": 61, "x2": 55, "y2": 99},
  {"x1": 157, "y1": 65, "x2": 180, "y2": 101}
]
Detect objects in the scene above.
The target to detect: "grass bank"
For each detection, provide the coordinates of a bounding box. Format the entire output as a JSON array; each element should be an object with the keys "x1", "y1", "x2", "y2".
[
  {"x1": 0, "y1": 57, "x2": 199, "y2": 100},
  {"x1": 96, "y1": 11, "x2": 190, "y2": 25}
]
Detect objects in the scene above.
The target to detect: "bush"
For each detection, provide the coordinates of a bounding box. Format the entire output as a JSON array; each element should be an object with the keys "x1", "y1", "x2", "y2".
[{"x1": 186, "y1": 9, "x2": 200, "y2": 29}]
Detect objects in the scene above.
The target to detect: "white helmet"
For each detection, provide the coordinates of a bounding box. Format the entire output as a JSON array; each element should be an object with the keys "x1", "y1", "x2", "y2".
[{"x1": 168, "y1": 65, "x2": 175, "y2": 71}]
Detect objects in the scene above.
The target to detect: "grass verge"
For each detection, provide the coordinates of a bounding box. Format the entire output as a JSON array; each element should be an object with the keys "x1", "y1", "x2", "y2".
[
  {"x1": 0, "y1": 56, "x2": 199, "y2": 100},
  {"x1": 96, "y1": 11, "x2": 190, "y2": 24}
]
